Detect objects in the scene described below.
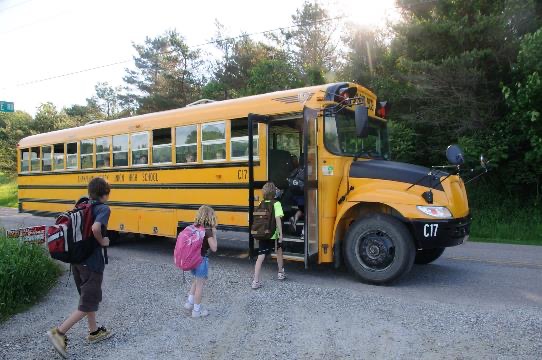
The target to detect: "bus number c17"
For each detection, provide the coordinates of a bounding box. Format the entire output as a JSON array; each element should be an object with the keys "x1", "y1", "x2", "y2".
[{"x1": 238, "y1": 169, "x2": 248, "y2": 180}]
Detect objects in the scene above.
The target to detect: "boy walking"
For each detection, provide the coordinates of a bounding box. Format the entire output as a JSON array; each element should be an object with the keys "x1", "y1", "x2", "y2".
[
  {"x1": 252, "y1": 182, "x2": 286, "y2": 289},
  {"x1": 47, "y1": 177, "x2": 112, "y2": 358}
]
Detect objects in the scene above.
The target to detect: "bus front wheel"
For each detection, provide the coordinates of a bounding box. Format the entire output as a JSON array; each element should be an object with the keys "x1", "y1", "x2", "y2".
[
  {"x1": 343, "y1": 214, "x2": 415, "y2": 284},
  {"x1": 414, "y1": 248, "x2": 445, "y2": 264}
]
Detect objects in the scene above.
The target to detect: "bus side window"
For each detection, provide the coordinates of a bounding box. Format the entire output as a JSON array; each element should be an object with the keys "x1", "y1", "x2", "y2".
[
  {"x1": 20, "y1": 149, "x2": 29, "y2": 172},
  {"x1": 231, "y1": 118, "x2": 258, "y2": 160},
  {"x1": 113, "y1": 134, "x2": 129, "y2": 167},
  {"x1": 41, "y1": 145, "x2": 52, "y2": 171},
  {"x1": 131, "y1": 132, "x2": 149, "y2": 166},
  {"x1": 30, "y1": 147, "x2": 40, "y2": 172},
  {"x1": 66, "y1": 142, "x2": 78, "y2": 169},
  {"x1": 175, "y1": 125, "x2": 197, "y2": 163},
  {"x1": 80, "y1": 139, "x2": 94, "y2": 169},
  {"x1": 96, "y1": 136, "x2": 111, "y2": 168},
  {"x1": 202, "y1": 121, "x2": 226, "y2": 162},
  {"x1": 152, "y1": 128, "x2": 172, "y2": 164},
  {"x1": 53, "y1": 143, "x2": 64, "y2": 170}
]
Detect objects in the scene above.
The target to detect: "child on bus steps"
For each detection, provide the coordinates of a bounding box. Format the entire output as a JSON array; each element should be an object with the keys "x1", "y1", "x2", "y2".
[
  {"x1": 47, "y1": 177, "x2": 112, "y2": 358},
  {"x1": 252, "y1": 182, "x2": 285, "y2": 289},
  {"x1": 182, "y1": 205, "x2": 218, "y2": 318}
]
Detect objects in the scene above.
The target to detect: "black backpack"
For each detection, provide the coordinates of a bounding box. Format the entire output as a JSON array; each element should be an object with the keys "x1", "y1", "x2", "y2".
[{"x1": 251, "y1": 200, "x2": 276, "y2": 241}]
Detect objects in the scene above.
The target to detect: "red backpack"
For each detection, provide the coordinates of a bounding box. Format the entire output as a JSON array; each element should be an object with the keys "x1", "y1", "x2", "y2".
[
  {"x1": 174, "y1": 224, "x2": 205, "y2": 271},
  {"x1": 46, "y1": 199, "x2": 98, "y2": 263}
]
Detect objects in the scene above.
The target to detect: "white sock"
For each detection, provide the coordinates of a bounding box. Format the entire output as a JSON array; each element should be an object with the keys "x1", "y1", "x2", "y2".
[
  {"x1": 187, "y1": 294, "x2": 194, "y2": 305},
  {"x1": 194, "y1": 303, "x2": 201, "y2": 312}
]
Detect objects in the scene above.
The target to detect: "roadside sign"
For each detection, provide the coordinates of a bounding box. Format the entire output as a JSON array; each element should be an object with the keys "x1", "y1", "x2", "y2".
[
  {"x1": 6, "y1": 225, "x2": 46, "y2": 244},
  {"x1": 0, "y1": 101, "x2": 14, "y2": 112}
]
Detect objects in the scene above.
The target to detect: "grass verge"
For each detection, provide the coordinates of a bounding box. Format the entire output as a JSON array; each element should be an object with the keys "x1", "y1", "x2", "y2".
[
  {"x1": 0, "y1": 236, "x2": 61, "y2": 321},
  {"x1": 0, "y1": 172, "x2": 17, "y2": 208}
]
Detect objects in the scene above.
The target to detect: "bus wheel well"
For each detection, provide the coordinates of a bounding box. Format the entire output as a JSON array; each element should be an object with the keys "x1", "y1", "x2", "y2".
[{"x1": 334, "y1": 202, "x2": 407, "y2": 269}]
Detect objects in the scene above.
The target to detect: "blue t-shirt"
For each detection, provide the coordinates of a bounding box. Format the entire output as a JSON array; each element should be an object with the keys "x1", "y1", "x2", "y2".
[{"x1": 81, "y1": 202, "x2": 110, "y2": 273}]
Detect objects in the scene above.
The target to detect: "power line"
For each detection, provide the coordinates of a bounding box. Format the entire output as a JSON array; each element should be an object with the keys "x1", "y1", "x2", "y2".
[{"x1": 1, "y1": 15, "x2": 344, "y2": 91}]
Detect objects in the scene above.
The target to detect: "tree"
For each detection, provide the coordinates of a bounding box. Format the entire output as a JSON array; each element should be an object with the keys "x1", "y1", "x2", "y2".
[
  {"x1": 276, "y1": 1, "x2": 339, "y2": 85},
  {"x1": 0, "y1": 111, "x2": 34, "y2": 172},
  {"x1": 247, "y1": 59, "x2": 302, "y2": 94},
  {"x1": 123, "y1": 30, "x2": 205, "y2": 113}
]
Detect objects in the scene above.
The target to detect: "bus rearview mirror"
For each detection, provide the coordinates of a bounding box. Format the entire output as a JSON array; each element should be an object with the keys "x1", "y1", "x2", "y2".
[{"x1": 355, "y1": 105, "x2": 369, "y2": 138}]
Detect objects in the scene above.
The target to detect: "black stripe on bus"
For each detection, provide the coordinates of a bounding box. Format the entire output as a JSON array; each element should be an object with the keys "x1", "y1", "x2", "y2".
[
  {"x1": 19, "y1": 181, "x2": 268, "y2": 190},
  {"x1": 17, "y1": 161, "x2": 260, "y2": 177},
  {"x1": 177, "y1": 221, "x2": 249, "y2": 233},
  {"x1": 19, "y1": 198, "x2": 249, "y2": 212}
]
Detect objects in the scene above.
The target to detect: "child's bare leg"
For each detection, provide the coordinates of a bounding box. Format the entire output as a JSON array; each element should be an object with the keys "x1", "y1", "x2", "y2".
[
  {"x1": 276, "y1": 247, "x2": 284, "y2": 271},
  {"x1": 253, "y1": 254, "x2": 265, "y2": 283},
  {"x1": 86, "y1": 312, "x2": 98, "y2": 333},
  {"x1": 190, "y1": 279, "x2": 197, "y2": 296},
  {"x1": 58, "y1": 310, "x2": 86, "y2": 334},
  {"x1": 194, "y1": 278, "x2": 206, "y2": 305}
]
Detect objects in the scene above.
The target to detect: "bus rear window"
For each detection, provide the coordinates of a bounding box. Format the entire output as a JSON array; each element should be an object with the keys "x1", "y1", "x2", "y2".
[
  {"x1": 152, "y1": 128, "x2": 171, "y2": 164},
  {"x1": 30, "y1": 147, "x2": 40, "y2": 172},
  {"x1": 202, "y1": 122, "x2": 226, "y2": 161},
  {"x1": 176, "y1": 125, "x2": 197, "y2": 163},
  {"x1": 131, "y1": 132, "x2": 149, "y2": 165},
  {"x1": 67, "y1": 142, "x2": 77, "y2": 169},
  {"x1": 41, "y1": 145, "x2": 52, "y2": 171},
  {"x1": 96, "y1": 137, "x2": 111, "y2": 168},
  {"x1": 113, "y1": 134, "x2": 128, "y2": 167},
  {"x1": 20, "y1": 149, "x2": 29, "y2": 172},
  {"x1": 53, "y1": 144, "x2": 64, "y2": 170},
  {"x1": 231, "y1": 119, "x2": 258, "y2": 160},
  {"x1": 80, "y1": 139, "x2": 94, "y2": 169}
]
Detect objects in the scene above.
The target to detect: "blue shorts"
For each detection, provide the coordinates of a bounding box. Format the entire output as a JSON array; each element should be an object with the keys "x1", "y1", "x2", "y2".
[{"x1": 191, "y1": 257, "x2": 209, "y2": 279}]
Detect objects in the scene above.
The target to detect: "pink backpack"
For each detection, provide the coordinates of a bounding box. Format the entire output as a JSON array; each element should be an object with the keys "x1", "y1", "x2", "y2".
[{"x1": 174, "y1": 225, "x2": 205, "y2": 271}]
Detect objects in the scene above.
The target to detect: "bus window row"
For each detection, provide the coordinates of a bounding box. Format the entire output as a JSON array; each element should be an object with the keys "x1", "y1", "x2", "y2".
[{"x1": 19, "y1": 120, "x2": 259, "y2": 172}]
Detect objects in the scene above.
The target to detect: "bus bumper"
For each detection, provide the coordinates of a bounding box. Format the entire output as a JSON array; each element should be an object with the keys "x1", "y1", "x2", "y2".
[{"x1": 410, "y1": 215, "x2": 471, "y2": 249}]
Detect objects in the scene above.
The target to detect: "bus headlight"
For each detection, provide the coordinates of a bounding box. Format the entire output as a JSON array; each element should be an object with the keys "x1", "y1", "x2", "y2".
[{"x1": 416, "y1": 206, "x2": 452, "y2": 219}]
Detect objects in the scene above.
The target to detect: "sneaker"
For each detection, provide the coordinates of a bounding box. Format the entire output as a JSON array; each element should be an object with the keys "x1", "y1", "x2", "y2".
[
  {"x1": 278, "y1": 269, "x2": 286, "y2": 280},
  {"x1": 192, "y1": 307, "x2": 209, "y2": 318},
  {"x1": 289, "y1": 217, "x2": 297, "y2": 233},
  {"x1": 47, "y1": 328, "x2": 67, "y2": 359},
  {"x1": 87, "y1": 326, "x2": 112, "y2": 343},
  {"x1": 184, "y1": 302, "x2": 194, "y2": 311},
  {"x1": 251, "y1": 280, "x2": 262, "y2": 289}
]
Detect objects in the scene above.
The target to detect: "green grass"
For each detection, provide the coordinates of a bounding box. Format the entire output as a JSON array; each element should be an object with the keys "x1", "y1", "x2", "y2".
[
  {"x1": 468, "y1": 186, "x2": 542, "y2": 246},
  {"x1": 0, "y1": 236, "x2": 61, "y2": 321},
  {"x1": 0, "y1": 172, "x2": 17, "y2": 208}
]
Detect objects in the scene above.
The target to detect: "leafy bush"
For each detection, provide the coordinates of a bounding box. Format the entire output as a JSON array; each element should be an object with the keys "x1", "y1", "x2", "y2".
[
  {"x1": 0, "y1": 237, "x2": 61, "y2": 320},
  {"x1": 0, "y1": 172, "x2": 17, "y2": 208}
]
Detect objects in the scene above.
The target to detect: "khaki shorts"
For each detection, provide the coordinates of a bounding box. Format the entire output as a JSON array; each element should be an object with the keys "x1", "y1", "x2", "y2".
[{"x1": 72, "y1": 264, "x2": 103, "y2": 312}]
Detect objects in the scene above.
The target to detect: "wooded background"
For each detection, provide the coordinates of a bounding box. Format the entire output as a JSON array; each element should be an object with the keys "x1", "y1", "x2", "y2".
[{"x1": 1, "y1": 0, "x2": 541, "y2": 242}]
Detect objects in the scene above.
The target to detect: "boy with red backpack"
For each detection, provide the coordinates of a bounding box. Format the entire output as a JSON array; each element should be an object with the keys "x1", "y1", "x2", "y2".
[
  {"x1": 251, "y1": 182, "x2": 285, "y2": 289},
  {"x1": 47, "y1": 177, "x2": 112, "y2": 358},
  {"x1": 175, "y1": 205, "x2": 218, "y2": 318}
]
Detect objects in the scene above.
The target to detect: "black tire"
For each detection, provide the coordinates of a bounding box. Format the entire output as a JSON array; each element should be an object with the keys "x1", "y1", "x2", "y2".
[
  {"x1": 343, "y1": 214, "x2": 415, "y2": 284},
  {"x1": 414, "y1": 248, "x2": 445, "y2": 265},
  {"x1": 108, "y1": 230, "x2": 121, "y2": 246}
]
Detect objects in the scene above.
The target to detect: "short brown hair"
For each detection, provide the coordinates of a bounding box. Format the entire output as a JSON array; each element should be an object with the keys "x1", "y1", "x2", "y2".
[
  {"x1": 88, "y1": 177, "x2": 111, "y2": 200},
  {"x1": 262, "y1": 182, "x2": 277, "y2": 200}
]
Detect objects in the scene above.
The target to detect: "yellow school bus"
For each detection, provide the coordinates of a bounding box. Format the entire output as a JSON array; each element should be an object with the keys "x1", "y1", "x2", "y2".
[{"x1": 17, "y1": 82, "x2": 470, "y2": 283}]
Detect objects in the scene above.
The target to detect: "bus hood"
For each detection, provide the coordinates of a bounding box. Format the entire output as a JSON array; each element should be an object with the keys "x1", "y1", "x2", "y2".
[{"x1": 349, "y1": 160, "x2": 446, "y2": 191}]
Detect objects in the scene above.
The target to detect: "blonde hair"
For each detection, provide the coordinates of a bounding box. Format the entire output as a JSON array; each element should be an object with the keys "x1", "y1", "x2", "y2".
[
  {"x1": 262, "y1": 182, "x2": 277, "y2": 200},
  {"x1": 194, "y1": 205, "x2": 217, "y2": 228}
]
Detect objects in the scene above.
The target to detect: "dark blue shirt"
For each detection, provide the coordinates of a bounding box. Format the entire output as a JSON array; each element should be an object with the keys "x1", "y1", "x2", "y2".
[{"x1": 81, "y1": 202, "x2": 110, "y2": 273}]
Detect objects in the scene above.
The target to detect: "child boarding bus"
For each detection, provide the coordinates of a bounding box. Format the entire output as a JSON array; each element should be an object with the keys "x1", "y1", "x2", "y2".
[{"x1": 16, "y1": 82, "x2": 470, "y2": 284}]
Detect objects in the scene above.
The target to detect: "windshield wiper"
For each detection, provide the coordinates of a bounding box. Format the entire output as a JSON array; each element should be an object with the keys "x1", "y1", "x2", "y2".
[{"x1": 353, "y1": 150, "x2": 381, "y2": 161}]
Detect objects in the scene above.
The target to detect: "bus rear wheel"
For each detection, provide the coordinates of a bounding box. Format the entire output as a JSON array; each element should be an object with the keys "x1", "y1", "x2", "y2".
[
  {"x1": 343, "y1": 214, "x2": 415, "y2": 284},
  {"x1": 414, "y1": 248, "x2": 445, "y2": 264}
]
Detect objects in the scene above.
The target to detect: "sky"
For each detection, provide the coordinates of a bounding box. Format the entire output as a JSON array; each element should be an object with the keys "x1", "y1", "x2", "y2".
[{"x1": 0, "y1": 0, "x2": 399, "y2": 115}]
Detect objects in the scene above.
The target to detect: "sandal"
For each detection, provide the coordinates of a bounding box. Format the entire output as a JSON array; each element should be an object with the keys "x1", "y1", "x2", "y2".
[
  {"x1": 278, "y1": 269, "x2": 286, "y2": 280},
  {"x1": 251, "y1": 280, "x2": 262, "y2": 289}
]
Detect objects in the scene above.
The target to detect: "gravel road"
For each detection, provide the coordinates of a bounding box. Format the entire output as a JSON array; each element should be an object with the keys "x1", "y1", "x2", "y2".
[{"x1": 1, "y1": 208, "x2": 541, "y2": 359}]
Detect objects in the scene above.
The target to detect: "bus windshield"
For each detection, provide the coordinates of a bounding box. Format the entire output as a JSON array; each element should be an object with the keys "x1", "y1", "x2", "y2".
[{"x1": 324, "y1": 108, "x2": 389, "y2": 159}]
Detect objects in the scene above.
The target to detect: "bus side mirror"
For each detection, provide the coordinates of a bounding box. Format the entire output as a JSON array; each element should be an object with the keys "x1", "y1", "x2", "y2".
[{"x1": 355, "y1": 105, "x2": 369, "y2": 138}]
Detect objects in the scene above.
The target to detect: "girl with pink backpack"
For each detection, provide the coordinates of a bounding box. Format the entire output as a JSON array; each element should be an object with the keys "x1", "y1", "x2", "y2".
[{"x1": 174, "y1": 205, "x2": 218, "y2": 318}]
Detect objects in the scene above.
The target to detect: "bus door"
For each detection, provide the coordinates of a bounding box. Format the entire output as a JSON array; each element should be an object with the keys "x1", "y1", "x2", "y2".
[
  {"x1": 247, "y1": 113, "x2": 269, "y2": 257},
  {"x1": 303, "y1": 107, "x2": 319, "y2": 267}
]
